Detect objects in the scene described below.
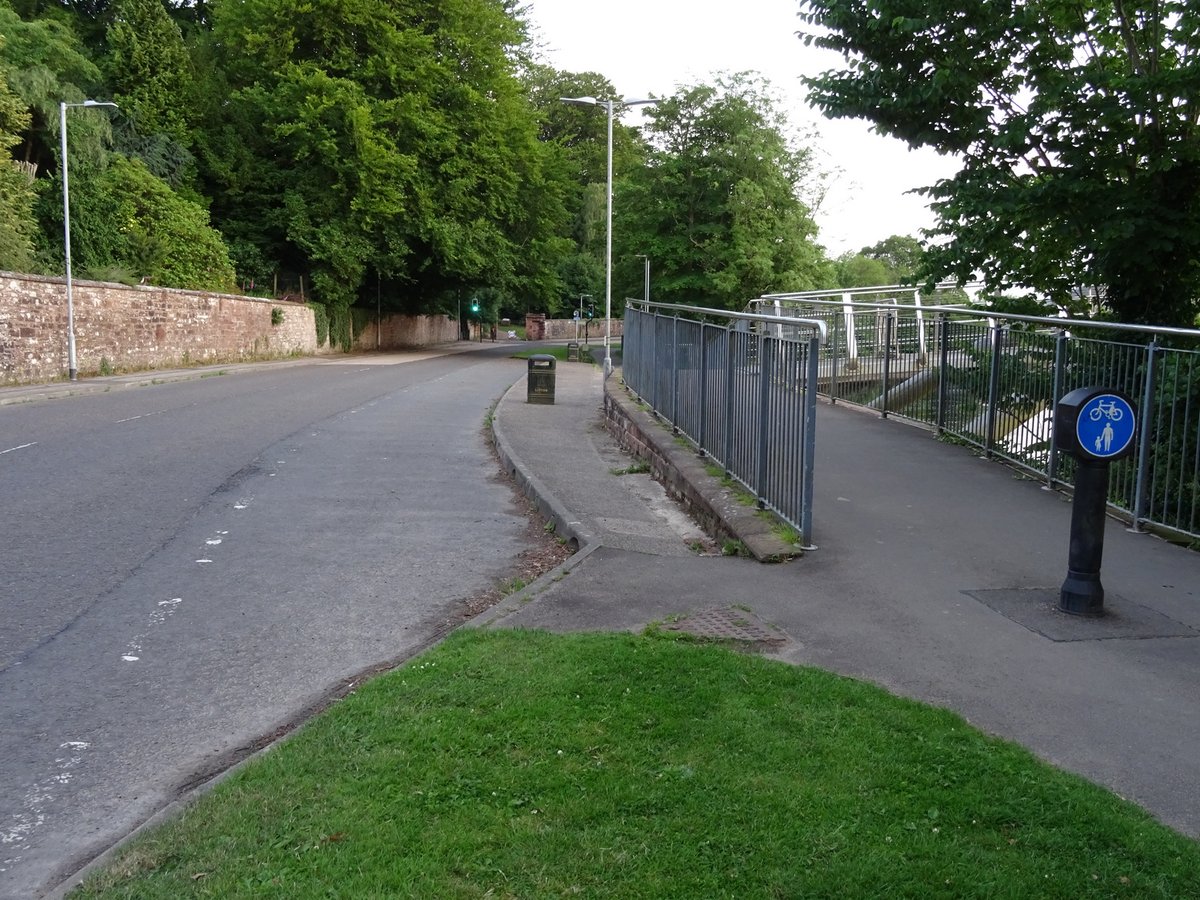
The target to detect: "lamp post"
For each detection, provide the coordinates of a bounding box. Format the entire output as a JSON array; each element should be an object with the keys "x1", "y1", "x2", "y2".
[
  {"x1": 60, "y1": 99, "x2": 118, "y2": 381},
  {"x1": 636, "y1": 254, "x2": 650, "y2": 303},
  {"x1": 561, "y1": 95, "x2": 660, "y2": 377}
]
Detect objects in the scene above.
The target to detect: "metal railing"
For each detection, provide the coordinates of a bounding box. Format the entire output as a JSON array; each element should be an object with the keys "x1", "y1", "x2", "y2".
[
  {"x1": 755, "y1": 289, "x2": 1200, "y2": 542},
  {"x1": 622, "y1": 301, "x2": 826, "y2": 547}
]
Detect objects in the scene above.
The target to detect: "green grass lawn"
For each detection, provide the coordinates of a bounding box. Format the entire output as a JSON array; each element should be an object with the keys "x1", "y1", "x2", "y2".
[
  {"x1": 510, "y1": 345, "x2": 583, "y2": 363},
  {"x1": 74, "y1": 630, "x2": 1199, "y2": 898}
]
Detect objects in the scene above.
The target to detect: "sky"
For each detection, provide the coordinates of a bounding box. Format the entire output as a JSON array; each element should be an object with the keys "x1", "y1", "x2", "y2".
[{"x1": 522, "y1": 0, "x2": 961, "y2": 257}]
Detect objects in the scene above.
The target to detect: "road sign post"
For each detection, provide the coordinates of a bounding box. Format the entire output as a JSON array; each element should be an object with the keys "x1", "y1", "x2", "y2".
[{"x1": 1053, "y1": 387, "x2": 1137, "y2": 616}]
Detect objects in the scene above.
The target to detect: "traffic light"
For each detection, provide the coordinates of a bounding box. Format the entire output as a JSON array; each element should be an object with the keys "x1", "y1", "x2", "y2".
[{"x1": 470, "y1": 299, "x2": 480, "y2": 314}]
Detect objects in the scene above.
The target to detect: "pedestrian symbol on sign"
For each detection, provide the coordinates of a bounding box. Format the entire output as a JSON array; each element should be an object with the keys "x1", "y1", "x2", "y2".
[{"x1": 1075, "y1": 393, "x2": 1136, "y2": 460}]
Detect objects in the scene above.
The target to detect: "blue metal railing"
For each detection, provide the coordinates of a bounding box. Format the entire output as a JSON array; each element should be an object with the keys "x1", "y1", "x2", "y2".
[
  {"x1": 756, "y1": 290, "x2": 1200, "y2": 542},
  {"x1": 622, "y1": 301, "x2": 825, "y2": 547}
]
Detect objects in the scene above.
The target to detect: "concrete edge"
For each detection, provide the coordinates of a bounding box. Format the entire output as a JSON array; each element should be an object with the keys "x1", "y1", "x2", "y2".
[
  {"x1": 464, "y1": 541, "x2": 603, "y2": 629},
  {"x1": 603, "y1": 374, "x2": 798, "y2": 563},
  {"x1": 489, "y1": 376, "x2": 597, "y2": 552}
]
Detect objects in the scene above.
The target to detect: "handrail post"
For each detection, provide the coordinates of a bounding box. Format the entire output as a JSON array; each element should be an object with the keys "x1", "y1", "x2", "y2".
[
  {"x1": 936, "y1": 314, "x2": 950, "y2": 433},
  {"x1": 1130, "y1": 338, "x2": 1159, "y2": 532},
  {"x1": 830, "y1": 309, "x2": 841, "y2": 404},
  {"x1": 1047, "y1": 330, "x2": 1067, "y2": 488},
  {"x1": 723, "y1": 320, "x2": 736, "y2": 477},
  {"x1": 698, "y1": 322, "x2": 709, "y2": 456},
  {"x1": 801, "y1": 333, "x2": 819, "y2": 547},
  {"x1": 881, "y1": 310, "x2": 894, "y2": 418},
  {"x1": 648, "y1": 310, "x2": 658, "y2": 412},
  {"x1": 756, "y1": 335, "x2": 773, "y2": 507},
  {"x1": 671, "y1": 314, "x2": 680, "y2": 432},
  {"x1": 985, "y1": 325, "x2": 1005, "y2": 457}
]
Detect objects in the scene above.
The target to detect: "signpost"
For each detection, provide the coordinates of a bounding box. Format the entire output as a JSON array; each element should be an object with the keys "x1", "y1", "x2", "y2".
[{"x1": 1053, "y1": 387, "x2": 1138, "y2": 616}]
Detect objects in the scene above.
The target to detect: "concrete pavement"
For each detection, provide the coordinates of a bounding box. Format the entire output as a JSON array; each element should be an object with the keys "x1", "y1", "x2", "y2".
[{"x1": 477, "y1": 354, "x2": 1200, "y2": 839}]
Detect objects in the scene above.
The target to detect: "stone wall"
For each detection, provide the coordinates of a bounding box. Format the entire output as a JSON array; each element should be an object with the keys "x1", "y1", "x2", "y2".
[
  {"x1": 0, "y1": 272, "x2": 469, "y2": 384},
  {"x1": 350, "y1": 313, "x2": 460, "y2": 350},
  {"x1": 524, "y1": 315, "x2": 624, "y2": 342},
  {"x1": 0, "y1": 271, "x2": 317, "y2": 384}
]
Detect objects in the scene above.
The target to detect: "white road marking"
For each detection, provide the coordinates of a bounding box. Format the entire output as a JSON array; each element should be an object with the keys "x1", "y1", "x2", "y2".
[
  {"x1": 0, "y1": 442, "x2": 37, "y2": 455},
  {"x1": 120, "y1": 598, "x2": 184, "y2": 662},
  {"x1": 115, "y1": 410, "x2": 165, "y2": 424},
  {"x1": 0, "y1": 742, "x2": 91, "y2": 872}
]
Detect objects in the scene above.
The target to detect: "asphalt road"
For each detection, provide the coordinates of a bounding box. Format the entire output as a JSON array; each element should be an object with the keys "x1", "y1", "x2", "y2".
[{"x1": 0, "y1": 347, "x2": 534, "y2": 898}]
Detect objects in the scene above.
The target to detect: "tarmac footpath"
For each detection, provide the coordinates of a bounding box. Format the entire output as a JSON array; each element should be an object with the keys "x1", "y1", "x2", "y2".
[{"x1": 478, "y1": 358, "x2": 1200, "y2": 839}]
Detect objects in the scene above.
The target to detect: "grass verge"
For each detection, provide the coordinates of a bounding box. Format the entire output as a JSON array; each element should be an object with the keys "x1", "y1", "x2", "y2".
[
  {"x1": 509, "y1": 346, "x2": 579, "y2": 363},
  {"x1": 75, "y1": 630, "x2": 1199, "y2": 898}
]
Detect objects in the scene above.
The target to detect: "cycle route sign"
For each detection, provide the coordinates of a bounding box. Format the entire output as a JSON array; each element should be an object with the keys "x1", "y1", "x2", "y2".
[{"x1": 1075, "y1": 392, "x2": 1136, "y2": 460}]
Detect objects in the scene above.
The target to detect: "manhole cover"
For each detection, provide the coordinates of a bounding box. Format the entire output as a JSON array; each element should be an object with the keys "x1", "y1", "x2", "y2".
[{"x1": 660, "y1": 606, "x2": 787, "y2": 647}]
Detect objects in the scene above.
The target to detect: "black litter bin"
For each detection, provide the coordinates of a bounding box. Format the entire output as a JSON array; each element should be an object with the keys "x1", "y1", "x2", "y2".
[
  {"x1": 527, "y1": 354, "x2": 556, "y2": 404},
  {"x1": 567, "y1": 341, "x2": 581, "y2": 361}
]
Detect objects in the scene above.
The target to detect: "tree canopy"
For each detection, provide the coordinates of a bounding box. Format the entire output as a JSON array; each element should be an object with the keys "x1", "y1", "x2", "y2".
[
  {"x1": 800, "y1": 0, "x2": 1200, "y2": 327},
  {"x1": 615, "y1": 74, "x2": 830, "y2": 311},
  {"x1": 0, "y1": 0, "x2": 835, "y2": 326}
]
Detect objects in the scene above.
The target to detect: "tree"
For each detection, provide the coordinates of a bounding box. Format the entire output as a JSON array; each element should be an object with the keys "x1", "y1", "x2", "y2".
[
  {"x1": 522, "y1": 65, "x2": 649, "y2": 313},
  {"x1": 616, "y1": 74, "x2": 830, "y2": 311},
  {"x1": 104, "y1": 0, "x2": 193, "y2": 143},
  {"x1": 0, "y1": 1, "x2": 106, "y2": 178},
  {"x1": 834, "y1": 252, "x2": 891, "y2": 288},
  {"x1": 195, "y1": 0, "x2": 570, "y2": 318},
  {"x1": 69, "y1": 154, "x2": 235, "y2": 290},
  {"x1": 800, "y1": 0, "x2": 1200, "y2": 327},
  {"x1": 0, "y1": 44, "x2": 37, "y2": 271},
  {"x1": 861, "y1": 234, "x2": 923, "y2": 282}
]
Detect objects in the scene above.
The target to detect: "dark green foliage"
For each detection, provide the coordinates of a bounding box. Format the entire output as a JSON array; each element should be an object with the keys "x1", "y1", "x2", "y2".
[
  {"x1": 104, "y1": 0, "x2": 193, "y2": 143},
  {"x1": 193, "y1": 0, "x2": 571, "y2": 318},
  {"x1": 68, "y1": 154, "x2": 235, "y2": 290},
  {"x1": 0, "y1": 47, "x2": 37, "y2": 271},
  {"x1": 616, "y1": 75, "x2": 830, "y2": 311},
  {"x1": 308, "y1": 301, "x2": 329, "y2": 347},
  {"x1": 800, "y1": 0, "x2": 1200, "y2": 327}
]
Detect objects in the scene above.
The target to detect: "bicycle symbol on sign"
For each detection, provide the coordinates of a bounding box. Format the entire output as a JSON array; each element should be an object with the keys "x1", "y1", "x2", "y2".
[{"x1": 1088, "y1": 399, "x2": 1124, "y2": 422}]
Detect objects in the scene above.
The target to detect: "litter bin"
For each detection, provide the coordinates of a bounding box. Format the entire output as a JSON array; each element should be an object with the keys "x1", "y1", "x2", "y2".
[
  {"x1": 567, "y1": 341, "x2": 580, "y2": 361},
  {"x1": 527, "y1": 354, "x2": 556, "y2": 404}
]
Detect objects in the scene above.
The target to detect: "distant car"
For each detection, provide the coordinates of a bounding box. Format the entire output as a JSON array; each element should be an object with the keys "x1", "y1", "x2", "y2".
[{"x1": 507, "y1": 330, "x2": 518, "y2": 340}]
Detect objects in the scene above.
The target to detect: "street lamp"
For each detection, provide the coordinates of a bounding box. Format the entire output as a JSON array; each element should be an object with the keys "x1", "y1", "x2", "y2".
[
  {"x1": 561, "y1": 95, "x2": 660, "y2": 377},
  {"x1": 60, "y1": 99, "x2": 118, "y2": 381},
  {"x1": 636, "y1": 254, "x2": 650, "y2": 303}
]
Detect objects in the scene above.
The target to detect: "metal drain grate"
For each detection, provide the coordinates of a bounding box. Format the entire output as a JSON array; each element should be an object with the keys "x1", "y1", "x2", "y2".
[{"x1": 660, "y1": 606, "x2": 787, "y2": 646}]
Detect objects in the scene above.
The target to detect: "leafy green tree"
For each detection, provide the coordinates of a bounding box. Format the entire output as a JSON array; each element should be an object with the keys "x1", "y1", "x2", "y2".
[
  {"x1": 834, "y1": 252, "x2": 891, "y2": 288},
  {"x1": 70, "y1": 154, "x2": 235, "y2": 290},
  {"x1": 104, "y1": 0, "x2": 193, "y2": 143},
  {"x1": 615, "y1": 74, "x2": 830, "y2": 311},
  {"x1": 0, "y1": 1, "x2": 105, "y2": 177},
  {"x1": 800, "y1": 0, "x2": 1200, "y2": 327},
  {"x1": 861, "y1": 234, "x2": 923, "y2": 282},
  {"x1": 195, "y1": 0, "x2": 570, "y2": 319},
  {"x1": 0, "y1": 44, "x2": 38, "y2": 271}
]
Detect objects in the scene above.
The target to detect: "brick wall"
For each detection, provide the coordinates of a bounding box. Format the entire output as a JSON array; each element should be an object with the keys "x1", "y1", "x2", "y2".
[
  {"x1": 0, "y1": 272, "x2": 467, "y2": 384},
  {"x1": 0, "y1": 272, "x2": 317, "y2": 384},
  {"x1": 524, "y1": 315, "x2": 624, "y2": 341},
  {"x1": 350, "y1": 313, "x2": 460, "y2": 350}
]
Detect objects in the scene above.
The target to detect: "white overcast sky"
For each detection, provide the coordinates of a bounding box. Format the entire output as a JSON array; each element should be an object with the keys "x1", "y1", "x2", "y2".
[{"x1": 522, "y1": 0, "x2": 961, "y2": 256}]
